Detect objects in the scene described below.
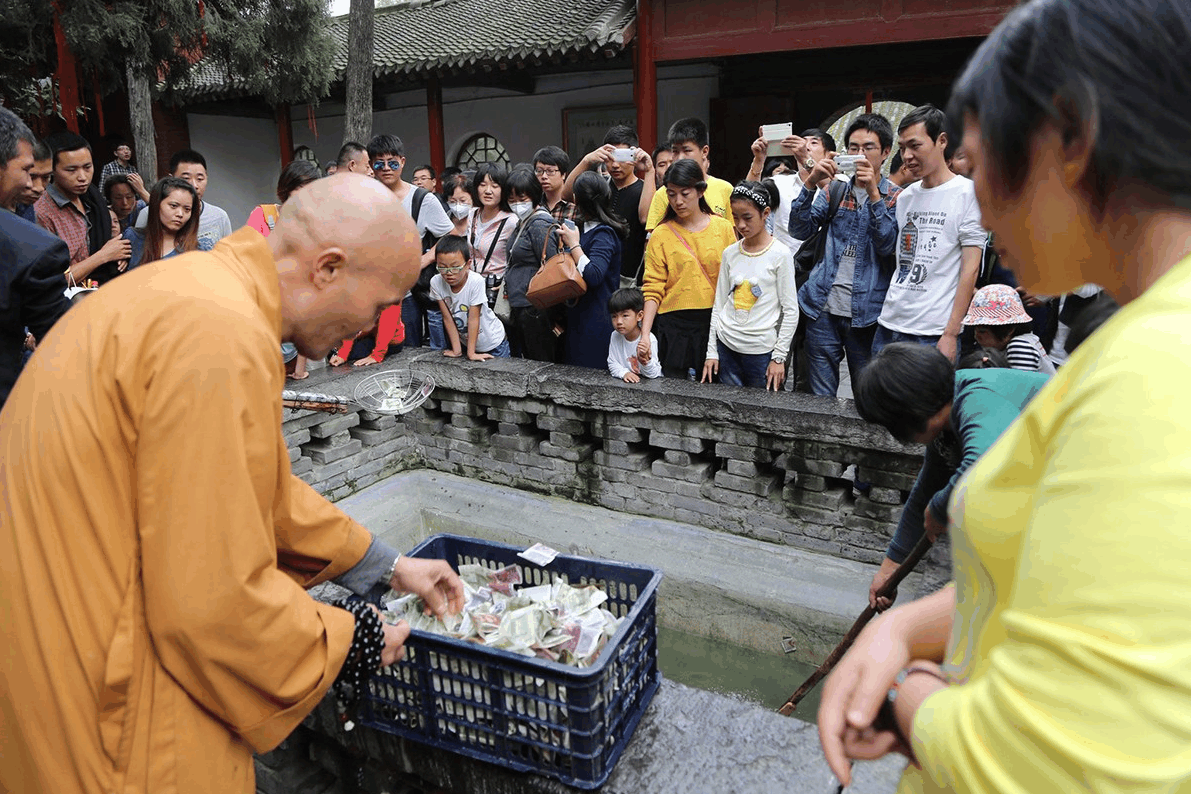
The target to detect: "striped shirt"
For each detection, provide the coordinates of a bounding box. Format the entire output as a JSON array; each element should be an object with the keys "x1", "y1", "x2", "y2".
[{"x1": 1006, "y1": 332, "x2": 1056, "y2": 375}]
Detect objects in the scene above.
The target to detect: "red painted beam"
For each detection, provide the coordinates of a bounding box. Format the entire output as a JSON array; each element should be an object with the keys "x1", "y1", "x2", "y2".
[
  {"x1": 426, "y1": 77, "x2": 446, "y2": 175},
  {"x1": 51, "y1": 6, "x2": 81, "y2": 133},
  {"x1": 634, "y1": 0, "x2": 658, "y2": 152},
  {"x1": 655, "y1": 11, "x2": 1010, "y2": 62},
  {"x1": 277, "y1": 104, "x2": 294, "y2": 169}
]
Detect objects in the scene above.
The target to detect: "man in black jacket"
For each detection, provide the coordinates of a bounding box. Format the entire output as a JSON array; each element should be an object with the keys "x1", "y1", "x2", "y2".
[{"x1": 0, "y1": 108, "x2": 71, "y2": 408}]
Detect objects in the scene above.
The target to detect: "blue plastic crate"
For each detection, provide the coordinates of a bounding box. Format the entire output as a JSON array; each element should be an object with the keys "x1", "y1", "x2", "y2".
[{"x1": 361, "y1": 533, "x2": 662, "y2": 789}]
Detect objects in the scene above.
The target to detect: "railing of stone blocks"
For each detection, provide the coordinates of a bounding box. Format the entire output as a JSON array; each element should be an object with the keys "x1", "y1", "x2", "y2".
[{"x1": 281, "y1": 351, "x2": 947, "y2": 580}]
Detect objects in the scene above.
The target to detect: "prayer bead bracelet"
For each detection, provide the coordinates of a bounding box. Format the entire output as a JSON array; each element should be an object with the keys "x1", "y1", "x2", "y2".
[{"x1": 333, "y1": 599, "x2": 387, "y2": 730}]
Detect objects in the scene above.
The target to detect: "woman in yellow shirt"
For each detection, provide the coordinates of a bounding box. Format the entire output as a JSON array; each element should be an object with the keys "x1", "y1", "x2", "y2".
[
  {"x1": 638, "y1": 159, "x2": 737, "y2": 379},
  {"x1": 817, "y1": 0, "x2": 1191, "y2": 791}
]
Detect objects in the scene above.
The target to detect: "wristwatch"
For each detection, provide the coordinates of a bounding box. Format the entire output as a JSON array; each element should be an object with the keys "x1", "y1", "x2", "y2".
[
  {"x1": 804, "y1": 156, "x2": 816, "y2": 170},
  {"x1": 381, "y1": 554, "x2": 401, "y2": 586},
  {"x1": 772, "y1": 356, "x2": 787, "y2": 365}
]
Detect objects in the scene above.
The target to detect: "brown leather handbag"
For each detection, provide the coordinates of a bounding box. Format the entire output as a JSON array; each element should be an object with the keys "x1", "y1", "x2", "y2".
[{"x1": 526, "y1": 225, "x2": 586, "y2": 310}]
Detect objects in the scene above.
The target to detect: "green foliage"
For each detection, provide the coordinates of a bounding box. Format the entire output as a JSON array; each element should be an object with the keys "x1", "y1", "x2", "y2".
[
  {"x1": 201, "y1": 0, "x2": 335, "y2": 105},
  {"x1": 0, "y1": 0, "x2": 334, "y2": 110},
  {"x1": 0, "y1": 0, "x2": 55, "y2": 115}
]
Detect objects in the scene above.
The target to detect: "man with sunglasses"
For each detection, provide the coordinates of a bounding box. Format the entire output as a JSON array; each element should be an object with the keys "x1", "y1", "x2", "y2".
[{"x1": 366, "y1": 134, "x2": 453, "y2": 348}]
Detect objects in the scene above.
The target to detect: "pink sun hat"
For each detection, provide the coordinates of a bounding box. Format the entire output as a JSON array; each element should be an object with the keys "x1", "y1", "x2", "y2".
[{"x1": 962, "y1": 284, "x2": 1034, "y2": 326}]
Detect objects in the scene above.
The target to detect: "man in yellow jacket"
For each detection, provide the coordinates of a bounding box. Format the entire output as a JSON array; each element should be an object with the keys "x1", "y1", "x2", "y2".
[{"x1": 0, "y1": 174, "x2": 464, "y2": 793}]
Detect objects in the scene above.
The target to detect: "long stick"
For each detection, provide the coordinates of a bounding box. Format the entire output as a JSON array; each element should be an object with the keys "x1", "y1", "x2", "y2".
[{"x1": 777, "y1": 534, "x2": 936, "y2": 716}]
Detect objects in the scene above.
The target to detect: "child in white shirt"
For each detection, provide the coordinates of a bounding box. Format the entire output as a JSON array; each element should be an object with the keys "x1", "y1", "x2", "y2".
[
  {"x1": 429, "y1": 235, "x2": 509, "y2": 360},
  {"x1": 607, "y1": 288, "x2": 662, "y2": 382}
]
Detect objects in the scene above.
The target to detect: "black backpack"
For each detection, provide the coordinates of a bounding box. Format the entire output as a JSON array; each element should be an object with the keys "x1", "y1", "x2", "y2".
[
  {"x1": 409, "y1": 186, "x2": 441, "y2": 309},
  {"x1": 791, "y1": 180, "x2": 847, "y2": 277}
]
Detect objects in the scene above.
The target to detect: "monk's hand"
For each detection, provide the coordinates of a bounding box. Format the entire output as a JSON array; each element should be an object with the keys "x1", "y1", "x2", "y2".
[
  {"x1": 818, "y1": 613, "x2": 912, "y2": 786},
  {"x1": 379, "y1": 618, "x2": 411, "y2": 667},
  {"x1": 390, "y1": 557, "x2": 465, "y2": 621}
]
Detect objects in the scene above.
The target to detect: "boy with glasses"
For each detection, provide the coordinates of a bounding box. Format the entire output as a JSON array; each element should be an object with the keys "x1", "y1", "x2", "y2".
[
  {"x1": 532, "y1": 146, "x2": 575, "y2": 222},
  {"x1": 430, "y1": 235, "x2": 509, "y2": 360}
]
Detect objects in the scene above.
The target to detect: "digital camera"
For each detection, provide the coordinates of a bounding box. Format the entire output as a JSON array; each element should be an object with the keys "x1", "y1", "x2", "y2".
[
  {"x1": 612, "y1": 147, "x2": 637, "y2": 163},
  {"x1": 834, "y1": 154, "x2": 864, "y2": 176}
]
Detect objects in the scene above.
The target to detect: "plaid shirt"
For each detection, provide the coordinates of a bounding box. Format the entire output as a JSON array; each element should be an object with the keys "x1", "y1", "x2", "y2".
[
  {"x1": 34, "y1": 183, "x2": 91, "y2": 265},
  {"x1": 548, "y1": 200, "x2": 576, "y2": 223},
  {"x1": 100, "y1": 161, "x2": 139, "y2": 192}
]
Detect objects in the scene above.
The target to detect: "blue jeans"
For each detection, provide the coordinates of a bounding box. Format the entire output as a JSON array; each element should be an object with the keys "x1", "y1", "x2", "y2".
[
  {"x1": 871, "y1": 325, "x2": 940, "y2": 356},
  {"x1": 426, "y1": 310, "x2": 445, "y2": 350},
  {"x1": 717, "y1": 341, "x2": 770, "y2": 388},
  {"x1": 401, "y1": 295, "x2": 424, "y2": 348},
  {"x1": 805, "y1": 314, "x2": 876, "y2": 397},
  {"x1": 481, "y1": 338, "x2": 511, "y2": 358}
]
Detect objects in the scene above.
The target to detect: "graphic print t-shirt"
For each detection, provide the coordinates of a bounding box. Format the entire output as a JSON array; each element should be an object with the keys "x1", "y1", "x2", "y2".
[
  {"x1": 430, "y1": 271, "x2": 506, "y2": 353},
  {"x1": 879, "y1": 175, "x2": 985, "y2": 336}
]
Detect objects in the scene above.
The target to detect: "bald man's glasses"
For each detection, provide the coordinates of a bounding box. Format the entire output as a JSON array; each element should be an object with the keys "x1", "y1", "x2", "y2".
[{"x1": 372, "y1": 159, "x2": 402, "y2": 171}]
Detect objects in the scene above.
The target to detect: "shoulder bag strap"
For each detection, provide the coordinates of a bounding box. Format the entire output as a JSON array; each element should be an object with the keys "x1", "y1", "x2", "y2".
[
  {"x1": 664, "y1": 221, "x2": 716, "y2": 289},
  {"x1": 410, "y1": 187, "x2": 426, "y2": 224},
  {"x1": 479, "y1": 217, "x2": 509, "y2": 275}
]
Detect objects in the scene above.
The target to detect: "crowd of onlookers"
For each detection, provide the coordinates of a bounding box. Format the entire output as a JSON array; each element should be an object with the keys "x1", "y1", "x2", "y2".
[{"x1": 1, "y1": 101, "x2": 1114, "y2": 410}]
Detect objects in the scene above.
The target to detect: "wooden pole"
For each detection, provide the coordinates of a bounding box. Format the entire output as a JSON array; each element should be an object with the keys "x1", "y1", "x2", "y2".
[
  {"x1": 51, "y1": 6, "x2": 81, "y2": 133},
  {"x1": 426, "y1": 77, "x2": 445, "y2": 175},
  {"x1": 633, "y1": 0, "x2": 658, "y2": 152},
  {"x1": 277, "y1": 103, "x2": 294, "y2": 169},
  {"x1": 777, "y1": 533, "x2": 935, "y2": 716}
]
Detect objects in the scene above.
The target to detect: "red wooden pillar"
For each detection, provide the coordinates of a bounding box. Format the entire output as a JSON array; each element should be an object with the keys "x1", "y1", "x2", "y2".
[
  {"x1": 51, "y1": 5, "x2": 81, "y2": 133},
  {"x1": 634, "y1": 0, "x2": 658, "y2": 152},
  {"x1": 277, "y1": 103, "x2": 294, "y2": 168},
  {"x1": 426, "y1": 77, "x2": 446, "y2": 175}
]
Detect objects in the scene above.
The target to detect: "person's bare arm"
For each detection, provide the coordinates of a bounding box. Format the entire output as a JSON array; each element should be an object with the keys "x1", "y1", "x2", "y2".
[
  {"x1": 636, "y1": 150, "x2": 658, "y2": 226},
  {"x1": 465, "y1": 305, "x2": 492, "y2": 361},
  {"x1": 562, "y1": 146, "x2": 613, "y2": 202},
  {"x1": 68, "y1": 236, "x2": 131, "y2": 281},
  {"x1": 937, "y1": 247, "x2": 981, "y2": 361},
  {"x1": 439, "y1": 298, "x2": 462, "y2": 357}
]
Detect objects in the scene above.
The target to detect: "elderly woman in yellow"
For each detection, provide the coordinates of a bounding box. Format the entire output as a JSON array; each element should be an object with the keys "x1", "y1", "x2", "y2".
[{"x1": 817, "y1": 0, "x2": 1191, "y2": 791}]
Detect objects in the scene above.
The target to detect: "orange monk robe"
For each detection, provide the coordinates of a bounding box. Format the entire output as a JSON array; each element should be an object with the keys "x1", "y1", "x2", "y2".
[{"x1": 0, "y1": 229, "x2": 375, "y2": 793}]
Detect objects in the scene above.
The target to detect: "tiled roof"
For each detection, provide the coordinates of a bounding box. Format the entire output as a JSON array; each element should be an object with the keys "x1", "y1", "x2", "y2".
[{"x1": 181, "y1": 0, "x2": 636, "y2": 101}]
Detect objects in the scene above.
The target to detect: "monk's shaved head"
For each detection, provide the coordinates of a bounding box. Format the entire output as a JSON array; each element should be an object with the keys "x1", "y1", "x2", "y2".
[{"x1": 272, "y1": 173, "x2": 422, "y2": 359}]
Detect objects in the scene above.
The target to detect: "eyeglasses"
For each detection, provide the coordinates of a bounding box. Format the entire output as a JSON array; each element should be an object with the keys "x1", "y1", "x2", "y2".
[
  {"x1": 436, "y1": 265, "x2": 467, "y2": 274},
  {"x1": 371, "y1": 159, "x2": 403, "y2": 171},
  {"x1": 846, "y1": 144, "x2": 882, "y2": 154},
  {"x1": 534, "y1": 168, "x2": 560, "y2": 177}
]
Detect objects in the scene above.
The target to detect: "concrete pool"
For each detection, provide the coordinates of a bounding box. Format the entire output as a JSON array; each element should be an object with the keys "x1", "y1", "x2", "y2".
[{"x1": 289, "y1": 468, "x2": 913, "y2": 793}]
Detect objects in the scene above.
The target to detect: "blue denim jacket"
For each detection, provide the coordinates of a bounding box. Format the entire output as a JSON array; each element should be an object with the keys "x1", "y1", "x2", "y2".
[{"x1": 790, "y1": 176, "x2": 901, "y2": 327}]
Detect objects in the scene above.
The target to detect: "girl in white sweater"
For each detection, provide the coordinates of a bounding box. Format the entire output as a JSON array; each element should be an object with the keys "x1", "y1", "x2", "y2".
[{"x1": 702, "y1": 180, "x2": 799, "y2": 389}]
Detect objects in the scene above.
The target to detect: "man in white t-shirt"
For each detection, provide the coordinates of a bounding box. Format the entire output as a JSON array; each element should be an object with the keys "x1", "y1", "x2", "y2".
[
  {"x1": 367, "y1": 133, "x2": 454, "y2": 348},
  {"x1": 874, "y1": 105, "x2": 985, "y2": 362}
]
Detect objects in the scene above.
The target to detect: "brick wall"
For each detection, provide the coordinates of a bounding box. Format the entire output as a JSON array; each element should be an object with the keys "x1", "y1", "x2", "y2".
[{"x1": 284, "y1": 352, "x2": 948, "y2": 578}]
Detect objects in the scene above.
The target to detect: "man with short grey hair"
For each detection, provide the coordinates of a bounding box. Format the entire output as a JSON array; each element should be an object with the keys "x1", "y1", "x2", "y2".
[{"x1": 0, "y1": 106, "x2": 71, "y2": 406}]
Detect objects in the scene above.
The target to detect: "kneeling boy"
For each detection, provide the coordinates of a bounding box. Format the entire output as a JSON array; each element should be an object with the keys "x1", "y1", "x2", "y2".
[{"x1": 430, "y1": 235, "x2": 510, "y2": 360}]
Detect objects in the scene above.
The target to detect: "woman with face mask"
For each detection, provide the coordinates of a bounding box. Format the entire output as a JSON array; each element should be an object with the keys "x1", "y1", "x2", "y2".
[
  {"x1": 465, "y1": 164, "x2": 516, "y2": 312},
  {"x1": 502, "y1": 166, "x2": 571, "y2": 362},
  {"x1": 441, "y1": 172, "x2": 473, "y2": 237}
]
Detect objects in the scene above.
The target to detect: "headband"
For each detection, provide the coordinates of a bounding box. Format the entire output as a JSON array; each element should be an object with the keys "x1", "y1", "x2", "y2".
[{"x1": 731, "y1": 185, "x2": 770, "y2": 209}]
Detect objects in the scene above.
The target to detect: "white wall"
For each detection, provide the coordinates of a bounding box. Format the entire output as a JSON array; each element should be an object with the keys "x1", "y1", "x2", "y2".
[
  {"x1": 201, "y1": 64, "x2": 721, "y2": 222},
  {"x1": 290, "y1": 63, "x2": 721, "y2": 171},
  {"x1": 187, "y1": 113, "x2": 281, "y2": 228}
]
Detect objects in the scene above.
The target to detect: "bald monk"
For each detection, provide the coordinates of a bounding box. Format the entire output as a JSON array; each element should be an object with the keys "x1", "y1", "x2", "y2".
[{"x1": 0, "y1": 174, "x2": 465, "y2": 793}]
